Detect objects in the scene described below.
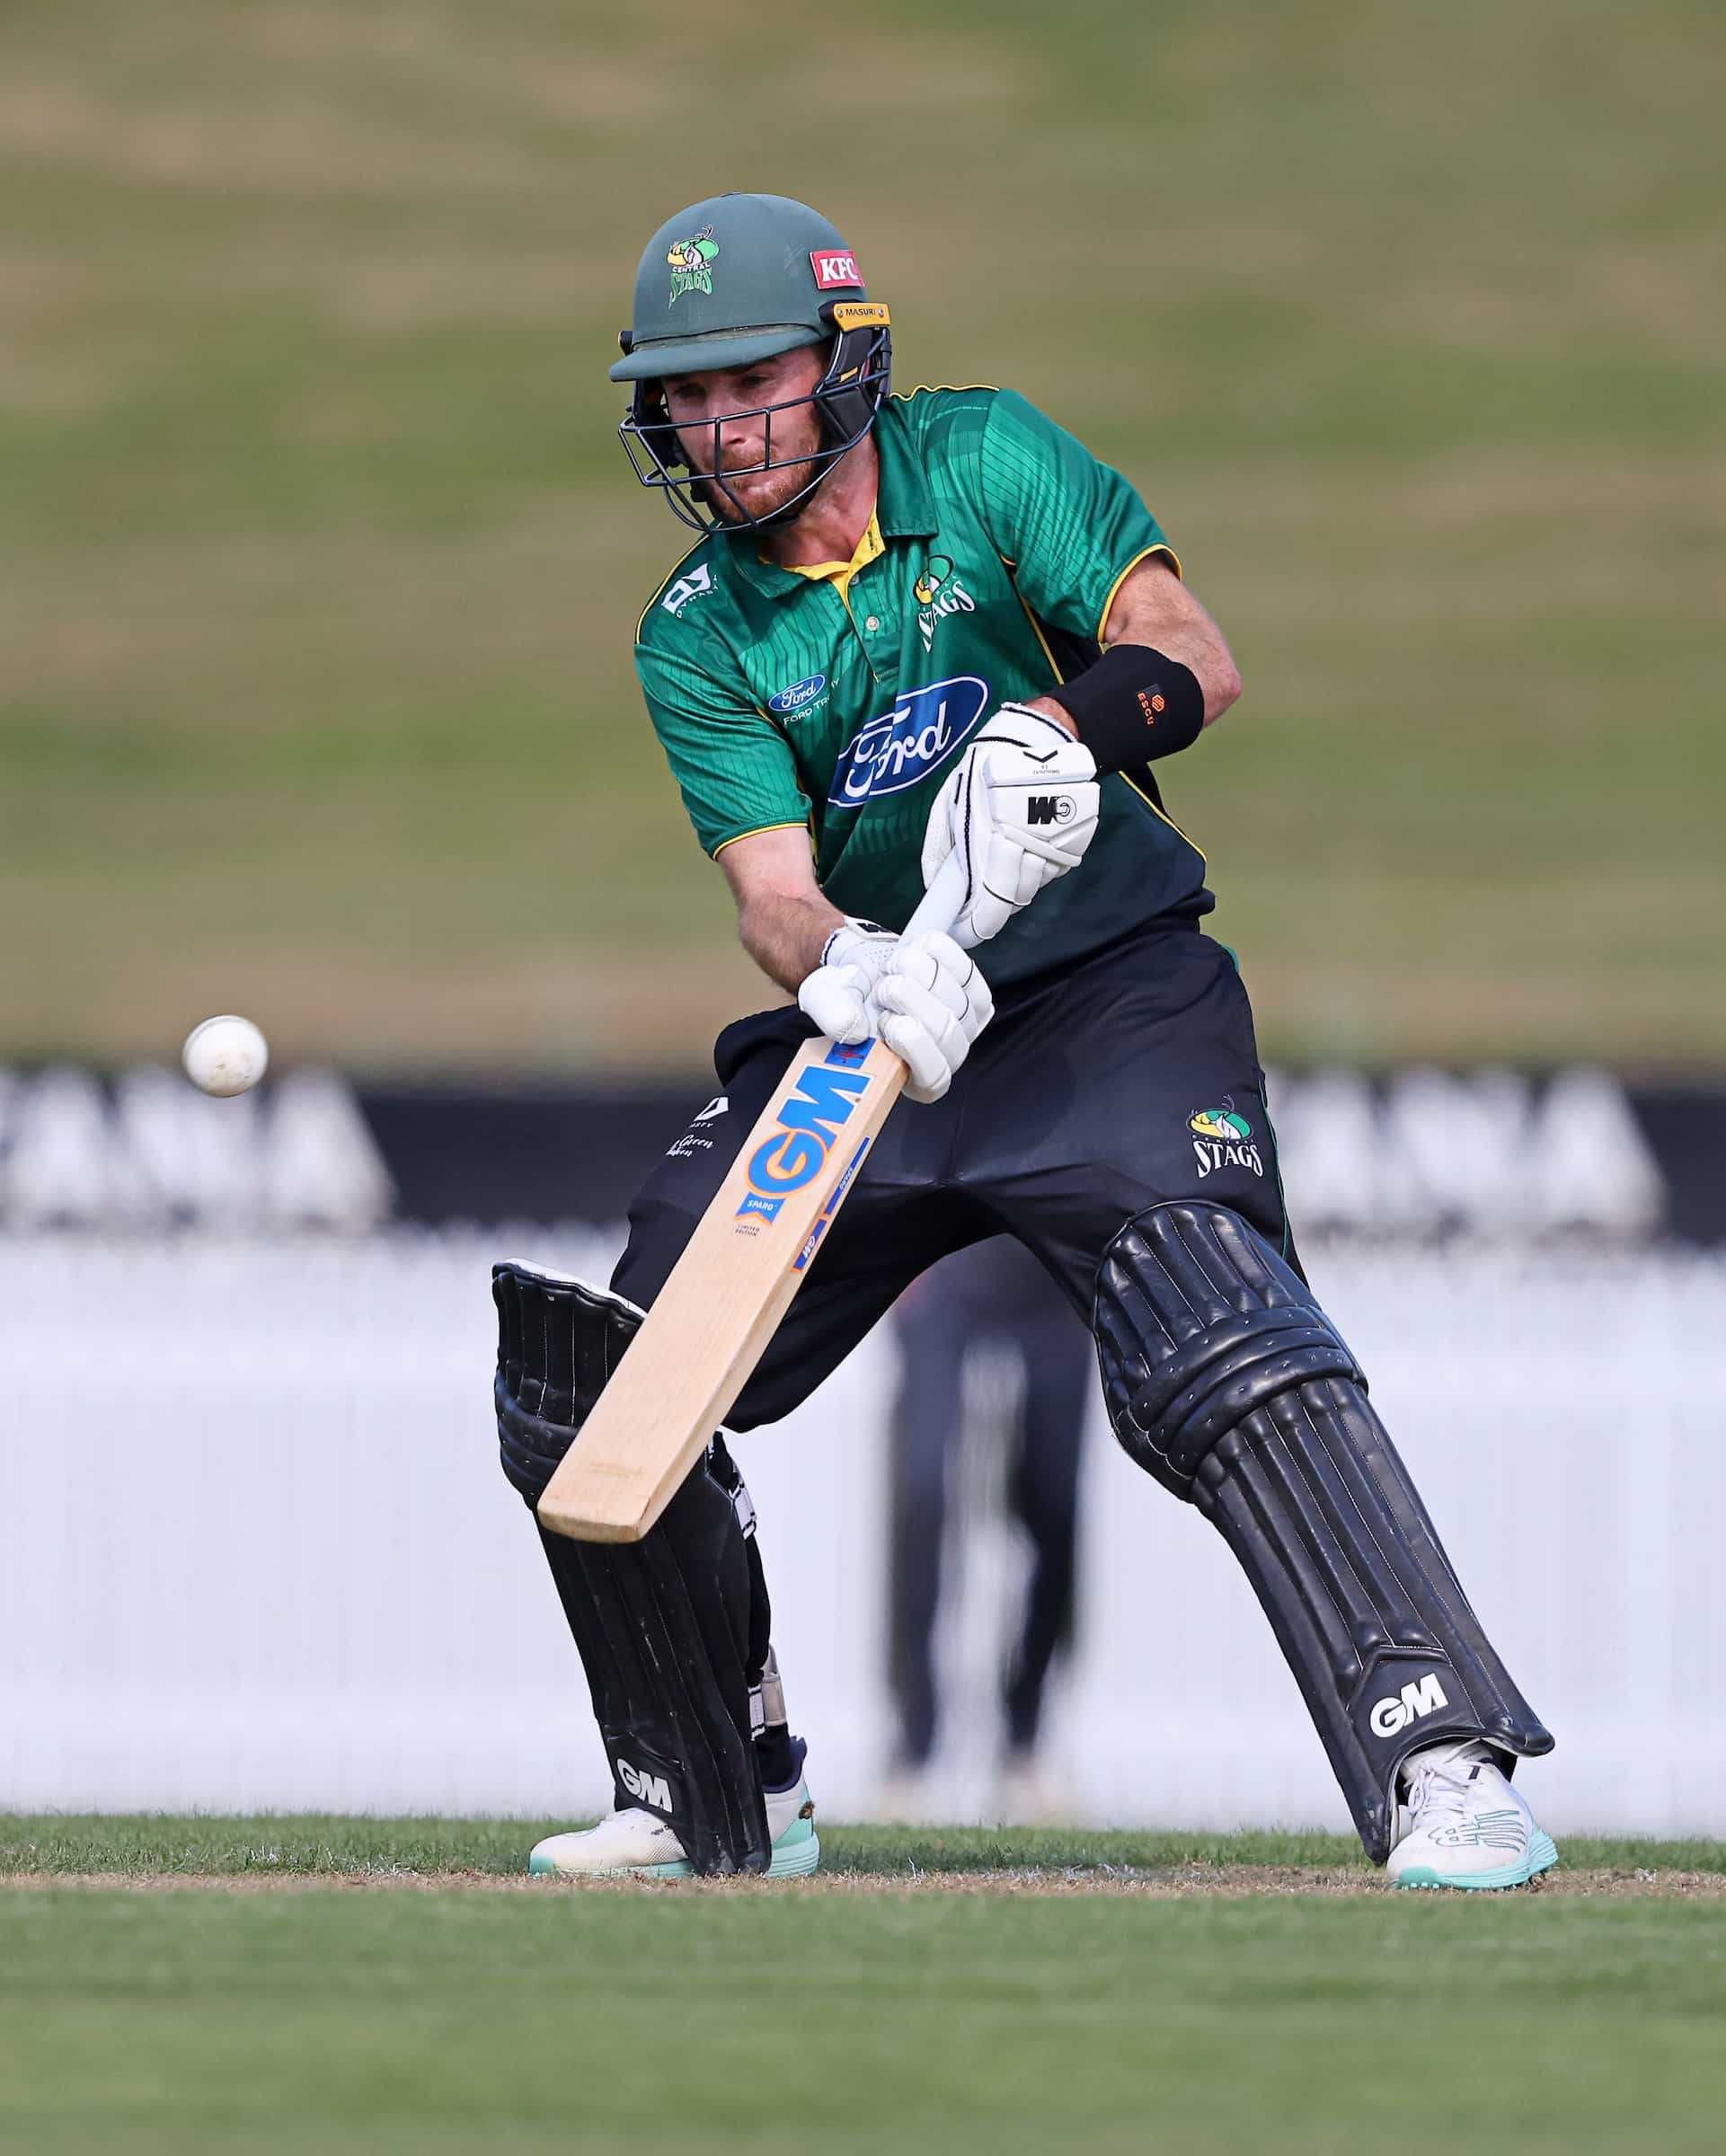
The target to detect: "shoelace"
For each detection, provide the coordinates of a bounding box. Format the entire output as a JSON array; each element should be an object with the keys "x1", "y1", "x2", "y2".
[{"x1": 1404, "y1": 1754, "x2": 1482, "y2": 1832}]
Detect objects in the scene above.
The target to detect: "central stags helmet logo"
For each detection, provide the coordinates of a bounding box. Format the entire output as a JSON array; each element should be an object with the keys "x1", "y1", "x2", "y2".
[{"x1": 666, "y1": 227, "x2": 720, "y2": 303}]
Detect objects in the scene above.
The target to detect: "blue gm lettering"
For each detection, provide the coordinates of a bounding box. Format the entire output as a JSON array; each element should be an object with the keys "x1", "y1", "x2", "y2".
[
  {"x1": 737, "y1": 1052, "x2": 872, "y2": 1222},
  {"x1": 828, "y1": 676, "x2": 990, "y2": 808},
  {"x1": 768, "y1": 673, "x2": 828, "y2": 716}
]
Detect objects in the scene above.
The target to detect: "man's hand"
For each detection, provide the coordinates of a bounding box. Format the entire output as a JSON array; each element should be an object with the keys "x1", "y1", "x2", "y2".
[
  {"x1": 795, "y1": 916, "x2": 898, "y2": 1044},
  {"x1": 872, "y1": 932, "x2": 994, "y2": 1103},
  {"x1": 921, "y1": 704, "x2": 1099, "y2": 949},
  {"x1": 797, "y1": 924, "x2": 994, "y2": 1104}
]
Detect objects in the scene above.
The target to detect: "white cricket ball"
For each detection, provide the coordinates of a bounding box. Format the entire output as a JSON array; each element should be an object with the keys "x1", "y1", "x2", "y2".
[{"x1": 181, "y1": 1014, "x2": 270, "y2": 1097}]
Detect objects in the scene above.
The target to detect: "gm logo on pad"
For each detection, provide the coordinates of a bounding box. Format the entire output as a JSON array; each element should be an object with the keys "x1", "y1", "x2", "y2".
[{"x1": 828, "y1": 676, "x2": 991, "y2": 808}]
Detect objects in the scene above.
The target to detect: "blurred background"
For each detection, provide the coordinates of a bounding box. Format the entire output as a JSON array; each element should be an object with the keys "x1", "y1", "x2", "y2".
[{"x1": 3, "y1": 0, "x2": 1722, "y2": 1833}]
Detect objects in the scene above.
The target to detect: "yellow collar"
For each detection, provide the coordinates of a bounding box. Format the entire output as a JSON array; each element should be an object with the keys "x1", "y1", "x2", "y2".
[{"x1": 774, "y1": 509, "x2": 884, "y2": 607}]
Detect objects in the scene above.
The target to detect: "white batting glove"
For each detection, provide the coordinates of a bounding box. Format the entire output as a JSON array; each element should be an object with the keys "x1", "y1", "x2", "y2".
[
  {"x1": 796, "y1": 917, "x2": 898, "y2": 1044},
  {"x1": 921, "y1": 703, "x2": 1100, "y2": 949},
  {"x1": 871, "y1": 932, "x2": 995, "y2": 1104}
]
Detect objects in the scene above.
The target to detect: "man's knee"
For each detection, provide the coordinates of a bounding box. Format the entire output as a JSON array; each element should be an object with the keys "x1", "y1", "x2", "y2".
[
  {"x1": 1092, "y1": 1202, "x2": 1351, "y2": 1503},
  {"x1": 492, "y1": 1262, "x2": 644, "y2": 1504}
]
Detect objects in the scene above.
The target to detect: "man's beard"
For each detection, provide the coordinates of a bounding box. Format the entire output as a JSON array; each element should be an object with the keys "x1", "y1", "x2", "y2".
[{"x1": 692, "y1": 441, "x2": 828, "y2": 531}]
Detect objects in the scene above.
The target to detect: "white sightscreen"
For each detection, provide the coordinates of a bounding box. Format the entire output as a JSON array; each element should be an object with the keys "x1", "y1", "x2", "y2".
[{"x1": 2, "y1": 1232, "x2": 1722, "y2": 1835}]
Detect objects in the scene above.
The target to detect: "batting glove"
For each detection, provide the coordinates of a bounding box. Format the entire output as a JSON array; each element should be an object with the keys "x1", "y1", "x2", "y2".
[
  {"x1": 796, "y1": 917, "x2": 899, "y2": 1045},
  {"x1": 871, "y1": 931, "x2": 995, "y2": 1104},
  {"x1": 921, "y1": 703, "x2": 1100, "y2": 949}
]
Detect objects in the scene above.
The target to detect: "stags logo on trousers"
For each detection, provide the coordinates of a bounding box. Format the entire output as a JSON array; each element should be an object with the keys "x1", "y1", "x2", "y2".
[
  {"x1": 737, "y1": 1045, "x2": 873, "y2": 1223},
  {"x1": 1190, "y1": 1102, "x2": 1264, "y2": 1181},
  {"x1": 828, "y1": 676, "x2": 991, "y2": 808}
]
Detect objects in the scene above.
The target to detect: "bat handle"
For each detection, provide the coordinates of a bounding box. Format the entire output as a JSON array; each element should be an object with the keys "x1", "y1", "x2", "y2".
[{"x1": 901, "y1": 848, "x2": 971, "y2": 942}]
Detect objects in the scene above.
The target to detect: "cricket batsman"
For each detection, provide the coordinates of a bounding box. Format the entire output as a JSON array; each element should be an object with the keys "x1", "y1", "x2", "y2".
[{"x1": 493, "y1": 193, "x2": 1557, "y2": 1888}]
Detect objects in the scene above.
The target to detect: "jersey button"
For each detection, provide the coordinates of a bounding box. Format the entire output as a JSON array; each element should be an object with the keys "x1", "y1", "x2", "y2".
[{"x1": 864, "y1": 614, "x2": 881, "y2": 632}]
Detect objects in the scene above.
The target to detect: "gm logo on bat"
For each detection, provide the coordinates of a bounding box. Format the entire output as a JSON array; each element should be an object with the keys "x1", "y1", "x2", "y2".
[{"x1": 737, "y1": 1039, "x2": 874, "y2": 1226}]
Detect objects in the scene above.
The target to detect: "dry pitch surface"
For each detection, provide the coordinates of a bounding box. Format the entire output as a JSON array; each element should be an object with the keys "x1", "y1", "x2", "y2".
[
  {"x1": 8, "y1": 1811, "x2": 1726, "y2": 1889},
  {"x1": 8, "y1": 1863, "x2": 1726, "y2": 1900},
  {"x1": 7, "y1": 1815, "x2": 1726, "y2": 1897}
]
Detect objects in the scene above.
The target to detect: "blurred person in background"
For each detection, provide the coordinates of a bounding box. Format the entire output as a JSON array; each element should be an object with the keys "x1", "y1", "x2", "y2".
[{"x1": 882, "y1": 1239, "x2": 1093, "y2": 1824}]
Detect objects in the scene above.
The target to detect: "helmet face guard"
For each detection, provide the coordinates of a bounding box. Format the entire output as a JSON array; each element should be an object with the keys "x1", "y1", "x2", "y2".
[{"x1": 618, "y1": 305, "x2": 891, "y2": 535}]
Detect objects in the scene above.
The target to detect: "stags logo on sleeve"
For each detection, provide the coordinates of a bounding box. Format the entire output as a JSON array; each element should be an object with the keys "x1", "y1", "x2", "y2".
[{"x1": 810, "y1": 249, "x2": 863, "y2": 290}]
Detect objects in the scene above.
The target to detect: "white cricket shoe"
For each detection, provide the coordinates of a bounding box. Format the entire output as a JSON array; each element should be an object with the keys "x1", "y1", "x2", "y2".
[
  {"x1": 1386, "y1": 1737, "x2": 1558, "y2": 1890},
  {"x1": 528, "y1": 1764, "x2": 819, "y2": 1879}
]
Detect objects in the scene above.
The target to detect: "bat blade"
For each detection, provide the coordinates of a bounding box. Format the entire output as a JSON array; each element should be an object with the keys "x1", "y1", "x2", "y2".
[
  {"x1": 536, "y1": 1031, "x2": 907, "y2": 1542},
  {"x1": 536, "y1": 850, "x2": 969, "y2": 1545}
]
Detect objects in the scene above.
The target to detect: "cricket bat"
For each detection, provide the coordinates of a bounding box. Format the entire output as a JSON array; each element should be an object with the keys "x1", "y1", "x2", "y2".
[{"x1": 537, "y1": 851, "x2": 971, "y2": 1544}]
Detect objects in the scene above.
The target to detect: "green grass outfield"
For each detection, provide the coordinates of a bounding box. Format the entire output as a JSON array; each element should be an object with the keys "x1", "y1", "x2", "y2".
[
  {"x1": 4, "y1": 1817, "x2": 1726, "y2": 2153},
  {"x1": 3, "y1": 1, "x2": 1722, "y2": 1074}
]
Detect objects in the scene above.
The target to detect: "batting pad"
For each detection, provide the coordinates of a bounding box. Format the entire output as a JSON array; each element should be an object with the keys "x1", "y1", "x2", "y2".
[
  {"x1": 1094, "y1": 1204, "x2": 1553, "y2": 1863},
  {"x1": 493, "y1": 1263, "x2": 772, "y2": 1876}
]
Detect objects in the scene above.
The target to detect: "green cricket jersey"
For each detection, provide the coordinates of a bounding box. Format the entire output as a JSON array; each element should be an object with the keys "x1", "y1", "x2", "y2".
[{"x1": 633, "y1": 385, "x2": 1211, "y2": 986}]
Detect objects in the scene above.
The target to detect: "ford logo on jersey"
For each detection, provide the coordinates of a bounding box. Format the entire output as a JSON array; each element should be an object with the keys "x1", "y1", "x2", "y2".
[
  {"x1": 768, "y1": 674, "x2": 827, "y2": 716},
  {"x1": 828, "y1": 676, "x2": 991, "y2": 808}
]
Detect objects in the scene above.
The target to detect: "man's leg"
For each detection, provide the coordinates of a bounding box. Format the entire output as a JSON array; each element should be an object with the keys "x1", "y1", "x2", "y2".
[
  {"x1": 885, "y1": 1282, "x2": 968, "y2": 1775},
  {"x1": 496, "y1": 1006, "x2": 982, "y2": 1876},
  {"x1": 496, "y1": 1267, "x2": 783, "y2": 1874},
  {"x1": 999, "y1": 1293, "x2": 1092, "y2": 1761},
  {"x1": 960, "y1": 927, "x2": 1555, "y2": 1878},
  {"x1": 1095, "y1": 1201, "x2": 1554, "y2": 1877}
]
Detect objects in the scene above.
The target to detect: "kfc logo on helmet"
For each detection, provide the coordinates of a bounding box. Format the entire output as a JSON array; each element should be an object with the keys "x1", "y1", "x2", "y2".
[{"x1": 810, "y1": 250, "x2": 863, "y2": 290}]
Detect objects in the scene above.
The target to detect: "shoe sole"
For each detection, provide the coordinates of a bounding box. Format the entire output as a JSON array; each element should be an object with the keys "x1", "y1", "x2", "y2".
[
  {"x1": 528, "y1": 1822, "x2": 820, "y2": 1882},
  {"x1": 1392, "y1": 1828, "x2": 1559, "y2": 1891}
]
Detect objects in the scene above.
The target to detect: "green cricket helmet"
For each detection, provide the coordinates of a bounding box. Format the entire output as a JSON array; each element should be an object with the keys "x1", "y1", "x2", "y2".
[{"x1": 612, "y1": 192, "x2": 891, "y2": 534}]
